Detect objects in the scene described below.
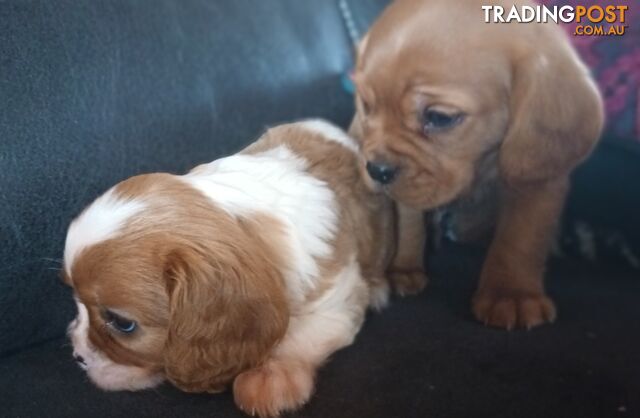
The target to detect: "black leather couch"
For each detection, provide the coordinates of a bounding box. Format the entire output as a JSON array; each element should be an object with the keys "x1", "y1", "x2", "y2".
[{"x1": 2, "y1": 1, "x2": 638, "y2": 417}]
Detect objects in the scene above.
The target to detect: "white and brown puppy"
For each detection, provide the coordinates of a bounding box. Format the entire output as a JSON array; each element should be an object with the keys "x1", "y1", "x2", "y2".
[
  {"x1": 350, "y1": 0, "x2": 604, "y2": 329},
  {"x1": 62, "y1": 120, "x2": 396, "y2": 417}
]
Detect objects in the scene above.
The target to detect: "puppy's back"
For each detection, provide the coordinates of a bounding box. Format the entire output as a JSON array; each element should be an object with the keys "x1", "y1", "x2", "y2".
[{"x1": 243, "y1": 119, "x2": 395, "y2": 284}]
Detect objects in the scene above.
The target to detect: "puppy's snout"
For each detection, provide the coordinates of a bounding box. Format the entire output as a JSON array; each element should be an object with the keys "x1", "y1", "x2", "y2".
[{"x1": 366, "y1": 161, "x2": 398, "y2": 185}]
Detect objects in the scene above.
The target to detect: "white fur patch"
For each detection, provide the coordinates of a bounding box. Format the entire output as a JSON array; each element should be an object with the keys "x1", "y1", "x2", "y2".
[
  {"x1": 182, "y1": 145, "x2": 338, "y2": 300},
  {"x1": 64, "y1": 189, "x2": 144, "y2": 274},
  {"x1": 274, "y1": 257, "x2": 368, "y2": 365},
  {"x1": 297, "y1": 119, "x2": 359, "y2": 153},
  {"x1": 68, "y1": 301, "x2": 163, "y2": 391},
  {"x1": 233, "y1": 258, "x2": 369, "y2": 416}
]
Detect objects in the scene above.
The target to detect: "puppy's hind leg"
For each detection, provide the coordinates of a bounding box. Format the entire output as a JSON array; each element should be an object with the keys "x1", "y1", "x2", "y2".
[{"x1": 233, "y1": 259, "x2": 369, "y2": 418}]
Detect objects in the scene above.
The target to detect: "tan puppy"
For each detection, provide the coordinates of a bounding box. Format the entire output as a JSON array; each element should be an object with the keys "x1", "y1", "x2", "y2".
[{"x1": 350, "y1": 0, "x2": 604, "y2": 329}]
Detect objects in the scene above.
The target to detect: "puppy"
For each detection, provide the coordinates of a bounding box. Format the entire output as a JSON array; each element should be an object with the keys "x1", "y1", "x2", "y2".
[
  {"x1": 62, "y1": 120, "x2": 395, "y2": 417},
  {"x1": 350, "y1": 0, "x2": 604, "y2": 329}
]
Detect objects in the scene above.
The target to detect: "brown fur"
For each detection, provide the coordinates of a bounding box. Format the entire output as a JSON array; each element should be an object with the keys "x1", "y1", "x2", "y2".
[{"x1": 350, "y1": 0, "x2": 604, "y2": 328}]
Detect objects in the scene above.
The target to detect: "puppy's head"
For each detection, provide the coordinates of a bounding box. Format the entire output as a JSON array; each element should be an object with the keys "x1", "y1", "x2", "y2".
[
  {"x1": 63, "y1": 174, "x2": 289, "y2": 393},
  {"x1": 352, "y1": 0, "x2": 603, "y2": 209}
]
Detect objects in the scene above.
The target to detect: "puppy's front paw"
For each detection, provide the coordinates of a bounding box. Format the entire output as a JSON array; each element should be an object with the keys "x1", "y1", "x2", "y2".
[
  {"x1": 368, "y1": 278, "x2": 390, "y2": 311},
  {"x1": 233, "y1": 359, "x2": 314, "y2": 418},
  {"x1": 472, "y1": 289, "x2": 556, "y2": 330},
  {"x1": 389, "y1": 268, "x2": 428, "y2": 297}
]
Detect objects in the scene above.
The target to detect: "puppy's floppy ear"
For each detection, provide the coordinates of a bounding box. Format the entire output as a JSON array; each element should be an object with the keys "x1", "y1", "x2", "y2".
[
  {"x1": 499, "y1": 48, "x2": 604, "y2": 184},
  {"x1": 162, "y1": 241, "x2": 289, "y2": 393}
]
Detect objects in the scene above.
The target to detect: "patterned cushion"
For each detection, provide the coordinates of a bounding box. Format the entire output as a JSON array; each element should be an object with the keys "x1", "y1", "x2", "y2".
[{"x1": 542, "y1": 0, "x2": 639, "y2": 143}]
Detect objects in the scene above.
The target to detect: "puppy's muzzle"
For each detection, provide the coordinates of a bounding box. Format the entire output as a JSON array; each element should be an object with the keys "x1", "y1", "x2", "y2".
[{"x1": 366, "y1": 161, "x2": 398, "y2": 185}]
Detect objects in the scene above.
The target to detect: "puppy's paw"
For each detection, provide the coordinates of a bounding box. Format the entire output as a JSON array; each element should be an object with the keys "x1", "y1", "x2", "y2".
[
  {"x1": 233, "y1": 359, "x2": 314, "y2": 418},
  {"x1": 389, "y1": 268, "x2": 428, "y2": 297},
  {"x1": 368, "y1": 278, "x2": 390, "y2": 311},
  {"x1": 472, "y1": 289, "x2": 556, "y2": 330}
]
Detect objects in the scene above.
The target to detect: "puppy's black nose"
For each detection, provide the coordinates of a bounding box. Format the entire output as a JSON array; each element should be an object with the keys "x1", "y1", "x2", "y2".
[
  {"x1": 74, "y1": 354, "x2": 86, "y2": 365},
  {"x1": 366, "y1": 161, "x2": 398, "y2": 185}
]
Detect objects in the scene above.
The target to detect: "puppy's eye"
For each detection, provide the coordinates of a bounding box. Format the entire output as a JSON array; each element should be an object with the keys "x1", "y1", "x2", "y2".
[
  {"x1": 105, "y1": 310, "x2": 137, "y2": 334},
  {"x1": 422, "y1": 108, "x2": 463, "y2": 133}
]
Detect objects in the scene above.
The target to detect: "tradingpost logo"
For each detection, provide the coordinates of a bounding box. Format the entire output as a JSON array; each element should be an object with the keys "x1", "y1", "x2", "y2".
[{"x1": 482, "y1": 4, "x2": 629, "y2": 36}]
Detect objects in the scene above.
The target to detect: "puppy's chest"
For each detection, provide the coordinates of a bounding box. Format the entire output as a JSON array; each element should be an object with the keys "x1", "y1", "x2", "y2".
[{"x1": 434, "y1": 160, "x2": 500, "y2": 245}]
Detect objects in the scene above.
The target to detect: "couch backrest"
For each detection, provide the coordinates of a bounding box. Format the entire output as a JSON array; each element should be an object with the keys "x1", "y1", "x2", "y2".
[{"x1": 0, "y1": 0, "x2": 389, "y2": 356}]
